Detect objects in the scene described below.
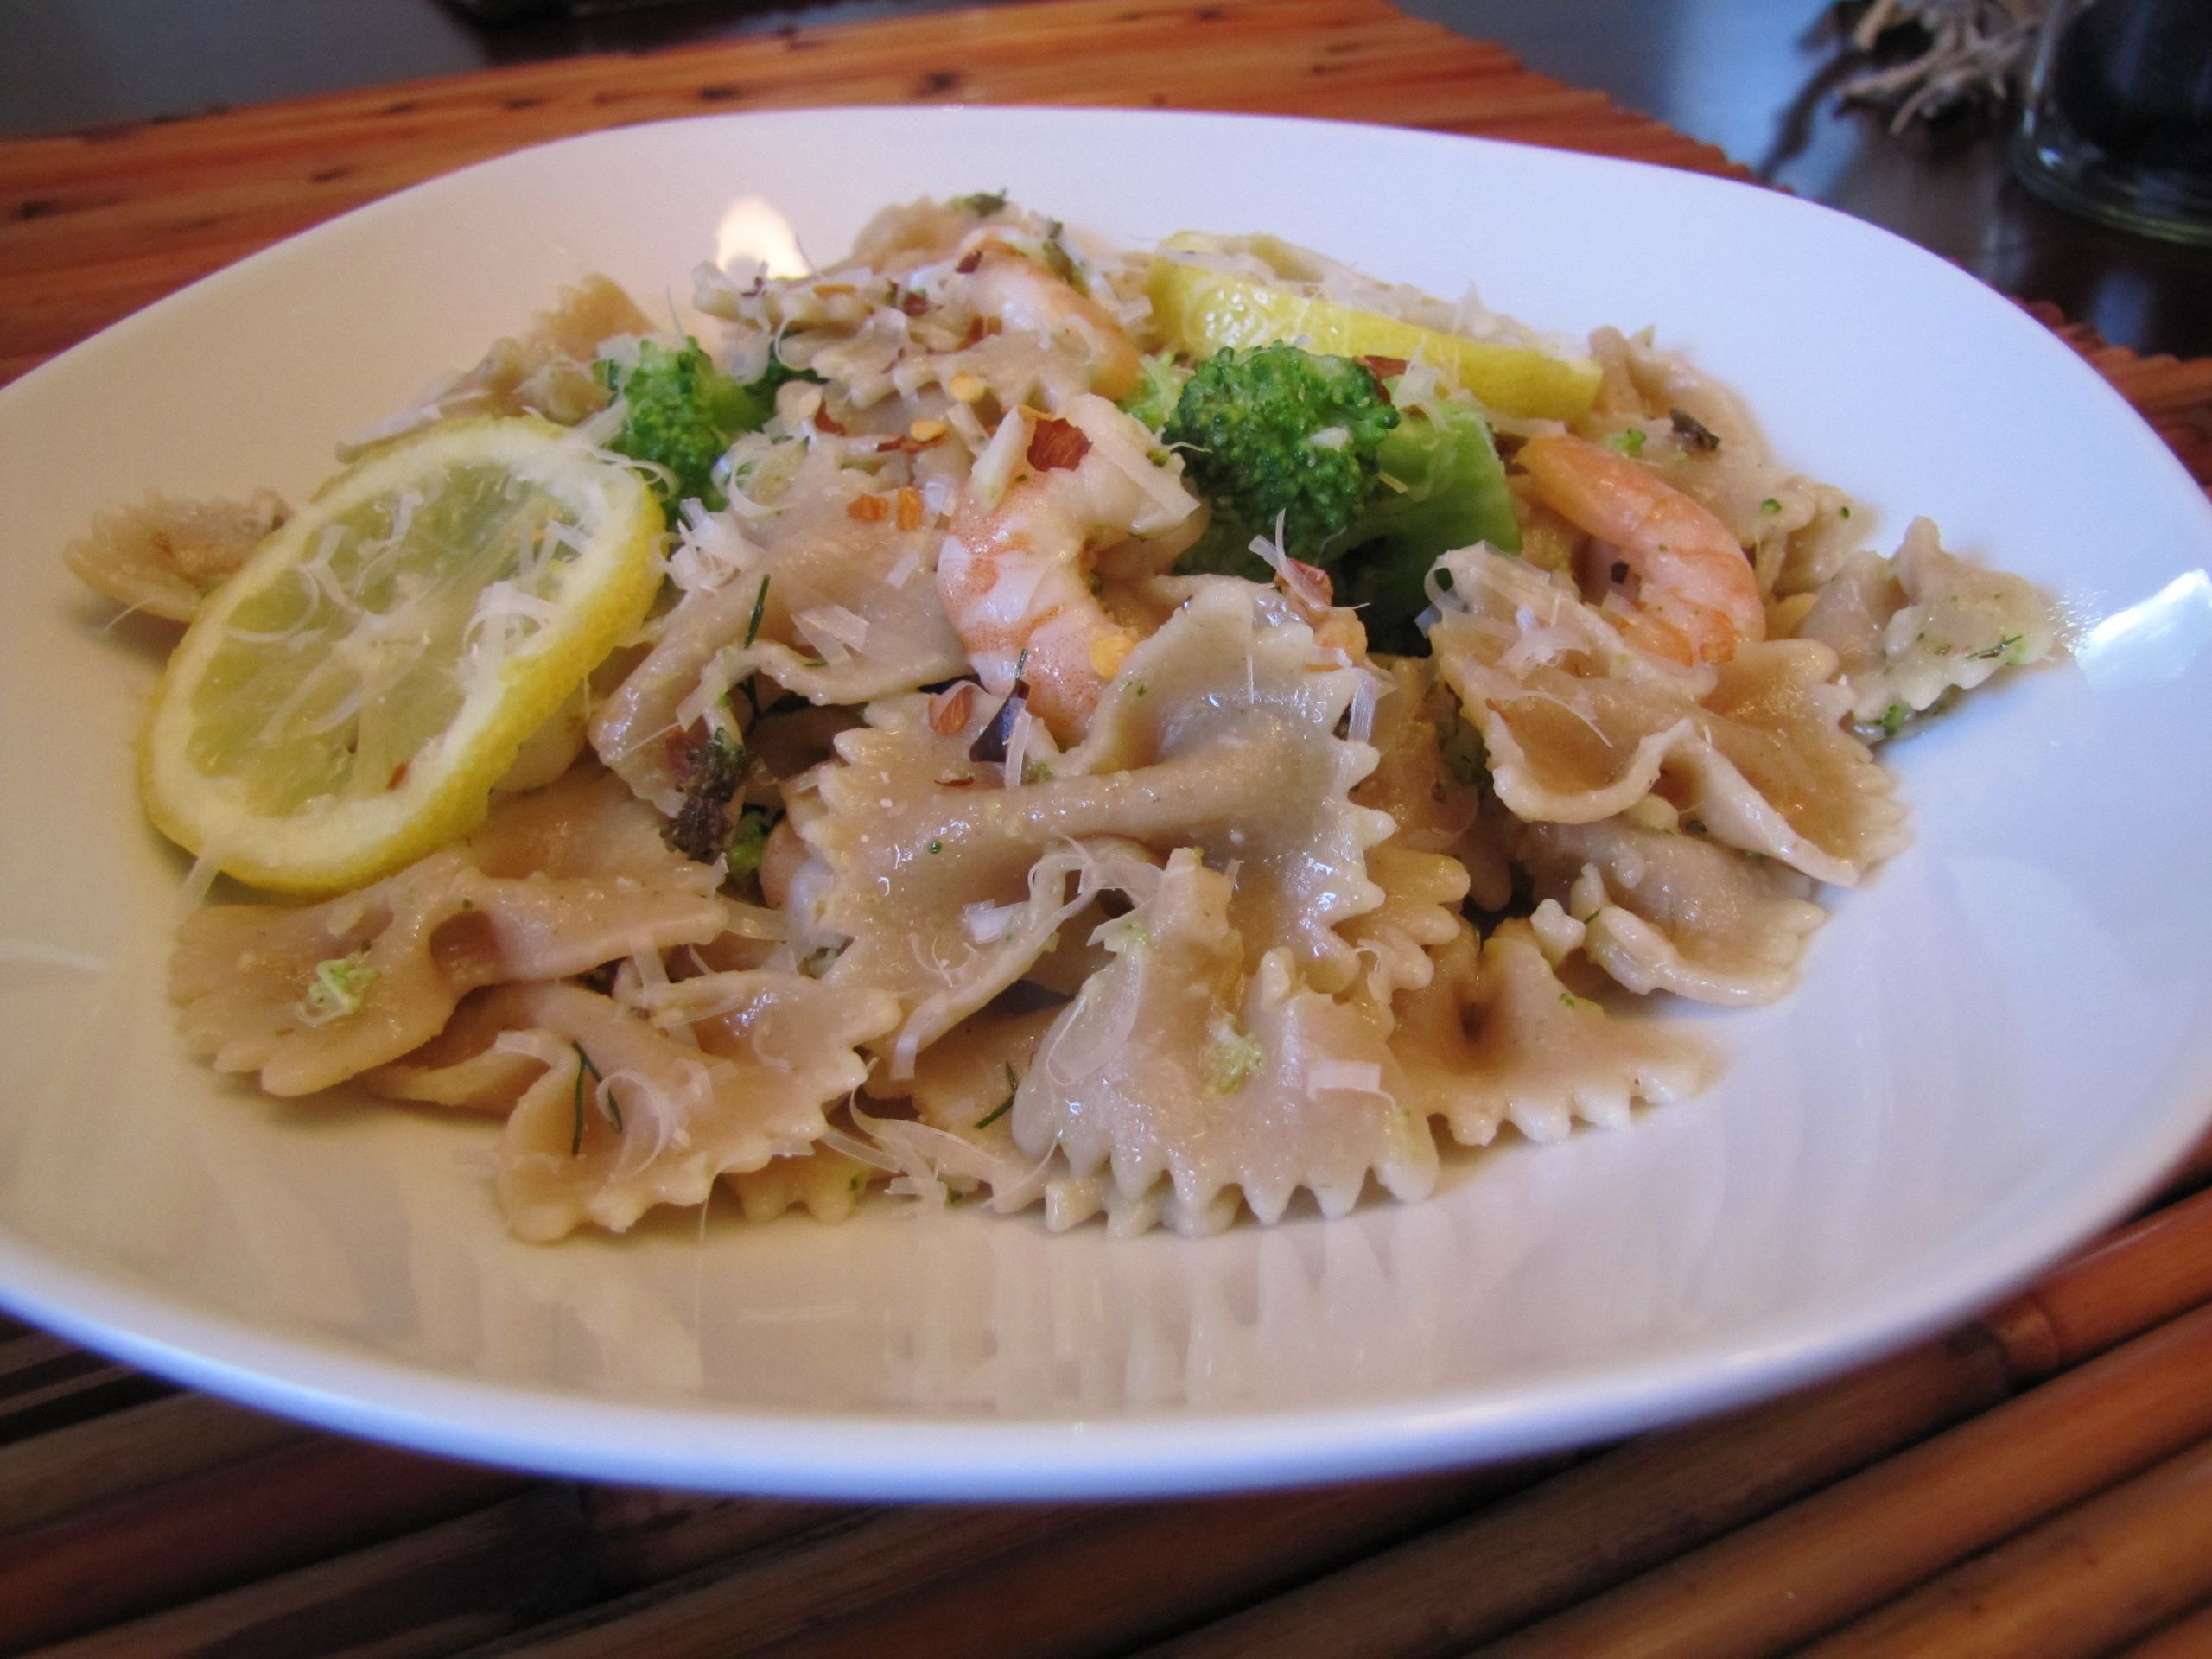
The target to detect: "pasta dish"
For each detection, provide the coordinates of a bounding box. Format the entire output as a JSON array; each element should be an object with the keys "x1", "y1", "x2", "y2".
[{"x1": 67, "y1": 194, "x2": 2056, "y2": 1242}]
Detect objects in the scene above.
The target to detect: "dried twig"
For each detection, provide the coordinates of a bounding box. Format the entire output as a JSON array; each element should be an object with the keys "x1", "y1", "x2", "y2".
[{"x1": 1840, "y1": 0, "x2": 2044, "y2": 131}]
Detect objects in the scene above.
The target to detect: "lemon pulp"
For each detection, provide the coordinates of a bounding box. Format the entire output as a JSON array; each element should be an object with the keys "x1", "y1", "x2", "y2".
[
  {"x1": 143, "y1": 417, "x2": 662, "y2": 894},
  {"x1": 1147, "y1": 247, "x2": 1601, "y2": 423}
]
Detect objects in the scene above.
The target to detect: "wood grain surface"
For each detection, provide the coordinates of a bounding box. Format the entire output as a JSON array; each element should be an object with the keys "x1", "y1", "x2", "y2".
[{"x1": 5, "y1": 2, "x2": 2212, "y2": 1656}]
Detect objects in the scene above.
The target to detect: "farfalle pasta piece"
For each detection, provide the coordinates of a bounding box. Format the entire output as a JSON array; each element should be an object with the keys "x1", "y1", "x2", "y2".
[
  {"x1": 803, "y1": 584, "x2": 1394, "y2": 1071},
  {"x1": 368, "y1": 972, "x2": 895, "y2": 1240},
  {"x1": 171, "y1": 769, "x2": 725, "y2": 1096},
  {"x1": 1056, "y1": 582, "x2": 1395, "y2": 990},
  {"x1": 1395, "y1": 921, "x2": 1710, "y2": 1147},
  {"x1": 65, "y1": 489, "x2": 289, "y2": 622},
  {"x1": 592, "y1": 447, "x2": 968, "y2": 810},
  {"x1": 1796, "y1": 518, "x2": 2059, "y2": 727},
  {"x1": 341, "y1": 276, "x2": 648, "y2": 457},
  {"x1": 1014, "y1": 850, "x2": 1436, "y2": 1236},
  {"x1": 1431, "y1": 547, "x2": 1906, "y2": 886},
  {"x1": 1344, "y1": 659, "x2": 1491, "y2": 994},
  {"x1": 1519, "y1": 817, "x2": 1827, "y2": 1005},
  {"x1": 724, "y1": 1122, "x2": 883, "y2": 1224}
]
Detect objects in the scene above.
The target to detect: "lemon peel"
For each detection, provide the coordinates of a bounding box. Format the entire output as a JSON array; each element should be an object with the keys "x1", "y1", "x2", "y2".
[
  {"x1": 141, "y1": 416, "x2": 663, "y2": 894},
  {"x1": 1146, "y1": 250, "x2": 1601, "y2": 422}
]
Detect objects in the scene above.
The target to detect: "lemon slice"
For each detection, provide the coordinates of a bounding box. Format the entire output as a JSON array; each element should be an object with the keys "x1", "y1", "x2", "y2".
[
  {"x1": 142, "y1": 416, "x2": 663, "y2": 894},
  {"x1": 1147, "y1": 243, "x2": 1601, "y2": 422}
]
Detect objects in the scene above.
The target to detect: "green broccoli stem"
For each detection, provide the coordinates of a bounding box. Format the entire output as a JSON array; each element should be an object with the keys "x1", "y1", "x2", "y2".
[{"x1": 1331, "y1": 400, "x2": 1521, "y2": 654}]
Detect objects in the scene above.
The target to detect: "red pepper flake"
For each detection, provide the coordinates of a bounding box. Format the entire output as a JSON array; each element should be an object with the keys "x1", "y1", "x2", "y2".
[
  {"x1": 928, "y1": 681, "x2": 979, "y2": 735},
  {"x1": 876, "y1": 432, "x2": 942, "y2": 454},
  {"x1": 956, "y1": 250, "x2": 983, "y2": 275},
  {"x1": 1357, "y1": 354, "x2": 1408, "y2": 384},
  {"x1": 936, "y1": 769, "x2": 977, "y2": 788},
  {"x1": 1027, "y1": 417, "x2": 1090, "y2": 473},
  {"x1": 812, "y1": 408, "x2": 847, "y2": 435},
  {"x1": 386, "y1": 760, "x2": 410, "y2": 791},
  {"x1": 899, "y1": 289, "x2": 930, "y2": 316}
]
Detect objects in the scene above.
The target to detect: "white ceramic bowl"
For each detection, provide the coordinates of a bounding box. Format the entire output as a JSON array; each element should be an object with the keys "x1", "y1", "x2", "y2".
[{"x1": 3, "y1": 107, "x2": 2209, "y2": 1499}]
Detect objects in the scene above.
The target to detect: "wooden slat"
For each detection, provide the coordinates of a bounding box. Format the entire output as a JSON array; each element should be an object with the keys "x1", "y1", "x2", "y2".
[
  {"x1": 1144, "y1": 1185, "x2": 2212, "y2": 1659},
  {"x1": 0, "y1": 1439, "x2": 524, "y2": 1652},
  {"x1": 0, "y1": 1391, "x2": 308, "y2": 1537},
  {"x1": 2113, "y1": 1600, "x2": 2212, "y2": 1659},
  {"x1": 1793, "y1": 1435, "x2": 2212, "y2": 1659},
  {"x1": 473, "y1": 1465, "x2": 1540, "y2": 1659},
  {"x1": 1468, "y1": 1301, "x2": 2212, "y2": 1658}
]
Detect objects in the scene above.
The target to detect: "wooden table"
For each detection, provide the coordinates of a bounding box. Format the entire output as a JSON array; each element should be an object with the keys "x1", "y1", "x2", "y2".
[{"x1": 5, "y1": 3, "x2": 2212, "y2": 1654}]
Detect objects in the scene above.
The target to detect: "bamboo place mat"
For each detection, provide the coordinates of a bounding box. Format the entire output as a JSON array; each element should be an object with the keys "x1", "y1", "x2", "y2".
[{"x1": 6, "y1": 2, "x2": 2212, "y2": 1655}]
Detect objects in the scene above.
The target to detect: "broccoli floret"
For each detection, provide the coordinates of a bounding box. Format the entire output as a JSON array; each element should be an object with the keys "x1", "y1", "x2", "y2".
[
  {"x1": 1166, "y1": 344, "x2": 1400, "y2": 573},
  {"x1": 1162, "y1": 343, "x2": 1521, "y2": 652},
  {"x1": 1117, "y1": 352, "x2": 1193, "y2": 435},
  {"x1": 725, "y1": 804, "x2": 779, "y2": 886},
  {"x1": 663, "y1": 729, "x2": 750, "y2": 863},
  {"x1": 598, "y1": 338, "x2": 810, "y2": 511},
  {"x1": 1334, "y1": 398, "x2": 1522, "y2": 653}
]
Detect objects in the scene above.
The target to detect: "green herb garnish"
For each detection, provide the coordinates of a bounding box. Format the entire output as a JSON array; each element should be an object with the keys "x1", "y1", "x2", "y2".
[
  {"x1": 297, "y1": 951, "x2": 377, "y2": 1026},
  {"x1": 570, "y1": 1044, "x2": 622, "y2": 1155},
  {"x1": 743, "y1": 575, "x2": 769, "y2": 648},
  {"x1": 975, "y1": 1064, "x2": 1019, "y2": 1129}
]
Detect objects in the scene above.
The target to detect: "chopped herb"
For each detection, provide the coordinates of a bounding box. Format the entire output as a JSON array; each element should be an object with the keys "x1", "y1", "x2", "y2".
[
  {"x1": 1560, "y1": 991, "x2": 1584, "y2": 1009},
  {"x1": 743, "y1": 575, "x2": 769, "y2": 648},
  {"x1": 1039, "y1": 219, "x2": 1083, "y2": 290},
  {"x1": 975, "y1": 1064, "x2": 1020, "y2": 1129},
  {"x1": 570, "y1": 1045, "x2": 623, "y2": 1154},
  {"x1": 1131, "y1": 681, "x2": 1148, "y2": 697},
  {"x1": 849, "y1": 1172, "x2": 866, "y2": 1194},
  {"x1": 1839, "y1": 505, "x2": 1853, "y2": 518},
  {"x1": 1605, "y1": 428, "x2": 1647, "y2": 458},
  {"x1": 925, "y1": 838, "x2": 944, "y2": 855},
  {"x1": 1759, "y1": 498, "x2": 1782, "y2": 514},
  {"x1": 801, "y1": 945, "x2": 842, "y2": 978},
  {"x1": 951, "y1": 188, "x2": 1008, "y2": 216},
  {"x1": 1684, "y1": 818, "x2": 1707, "y2": 836},
  {"x1": 1967, "y1": 633, "x2": 2024, "y2": 662},
  {"x1": 1879, "y1": 701, "x2": 1910, "y2": 740},
  {"x1": 726, "y1": 805, "x2": 779, "y2": 884},
  {"x1": 297, "y1": 951, "x2": 377, "y2": 1026},
  {"x1": 1022, "y1": 761, "x2": 1053, "y2": 785},
  {"x1": 1439, "y1": 717, "x2": 1491, "y2": 791},
  {"x1": 1669, "y1": 407, "x2": 1721, "y2": 452},
  {"x1": 1203, "y1": 1021, "x2": 1267, "y2": 1095}
]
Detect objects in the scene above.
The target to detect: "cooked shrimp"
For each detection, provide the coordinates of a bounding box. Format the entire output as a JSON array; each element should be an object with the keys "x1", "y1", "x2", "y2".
[
  {"x1": 1517, "y1": 432, "x2": 1765, "y2": 664},
  {"x1": 963, "y1": 247, "x2": 1141, "y2": 404},
  {"x1": 938, "y1": 394, "x2": 1202, "y2": 741}
]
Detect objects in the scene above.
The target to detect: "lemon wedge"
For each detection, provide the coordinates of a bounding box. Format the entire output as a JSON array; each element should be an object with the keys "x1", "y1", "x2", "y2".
[
  {"x1": 142, "y1": 416, "x2": 662, "y2": 894},
  {"x1": 1147, "y1": 244, "x2": 1601, "y2": 423}
]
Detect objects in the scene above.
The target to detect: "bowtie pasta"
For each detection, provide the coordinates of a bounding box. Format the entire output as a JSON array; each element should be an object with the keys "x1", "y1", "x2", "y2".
[{"x1": 74, "y1": 195, "x2": 2058, "y2": 1242}]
